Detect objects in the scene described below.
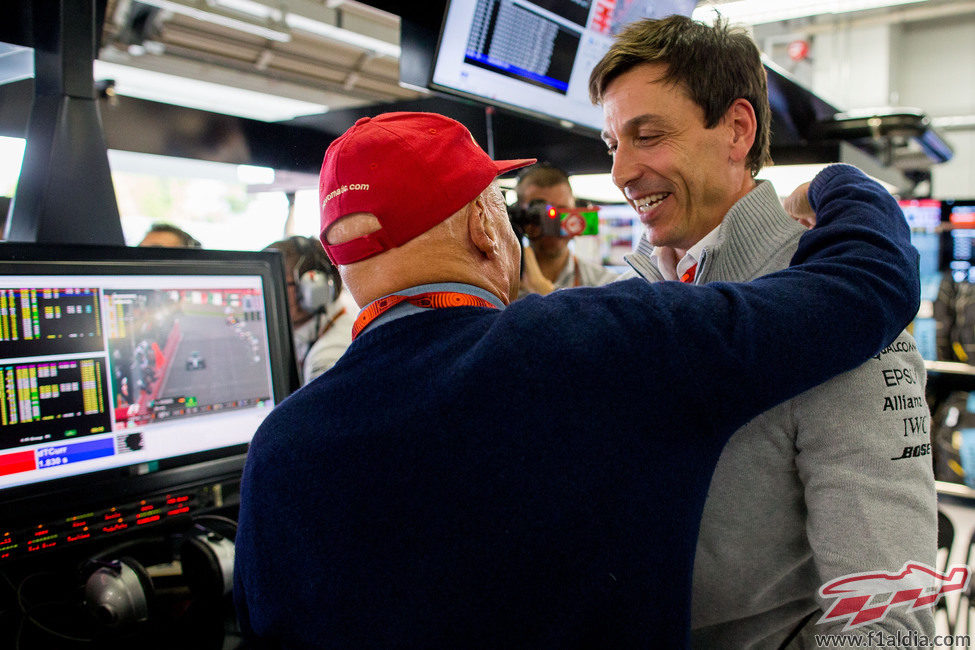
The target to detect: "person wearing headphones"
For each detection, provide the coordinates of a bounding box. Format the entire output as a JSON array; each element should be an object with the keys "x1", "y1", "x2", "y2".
[{"x1": 264, "y1": 236, "x2": 353, "y2": 384}]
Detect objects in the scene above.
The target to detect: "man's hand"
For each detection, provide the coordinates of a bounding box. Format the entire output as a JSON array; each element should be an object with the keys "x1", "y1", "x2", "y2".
[
  {"x1": 521, "y1": 246, "x2": 555, "y2": 295},
  {"x1": 785, "y1": 181, "x2": 816, "y2": 228}
]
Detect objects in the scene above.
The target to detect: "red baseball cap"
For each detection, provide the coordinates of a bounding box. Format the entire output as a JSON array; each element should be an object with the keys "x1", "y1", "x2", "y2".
[{"x1": 318, "y1": 112, "x2": 536, "y2": 265}]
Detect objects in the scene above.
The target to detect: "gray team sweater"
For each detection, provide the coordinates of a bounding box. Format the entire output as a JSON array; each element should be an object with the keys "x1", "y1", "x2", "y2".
[{"x1": 626, "y1": 180, "x2": 937, "y2": 649}]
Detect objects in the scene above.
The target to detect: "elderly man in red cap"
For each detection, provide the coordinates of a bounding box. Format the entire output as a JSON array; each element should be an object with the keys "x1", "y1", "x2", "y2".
[{"x1": 233, "y1": 111, "x2": 920, "y2": 648}]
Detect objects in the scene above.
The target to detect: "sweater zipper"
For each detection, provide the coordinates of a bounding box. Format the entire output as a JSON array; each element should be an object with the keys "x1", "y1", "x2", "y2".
[{"x1": 693, "y1": 249, "x2": 710, "y2": 284}]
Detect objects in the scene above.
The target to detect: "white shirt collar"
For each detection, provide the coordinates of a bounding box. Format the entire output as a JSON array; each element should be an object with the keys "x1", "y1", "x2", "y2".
[{"x1": 649, "y1": 223, "x2": 722, "y2": 281}]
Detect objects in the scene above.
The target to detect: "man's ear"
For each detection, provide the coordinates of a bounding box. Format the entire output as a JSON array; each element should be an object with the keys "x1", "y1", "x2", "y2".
[
  {"x1": 725, "y1": 98, "x2": 757, "y2": 164},
  {"x1": 467, "y1": 196, "x2": 499, "y2": 259}
]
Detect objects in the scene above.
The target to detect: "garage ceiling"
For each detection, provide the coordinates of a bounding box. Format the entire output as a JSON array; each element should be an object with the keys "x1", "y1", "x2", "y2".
[
  {"x1": 95, "y1": 0, "x2": 975, "y2": 125},
  {"x1": 99, "y1": 0, "x2": 423, "y2": 116},
  {"x1": 2, "y1": 0, "x2": 969, "y2": 181}
]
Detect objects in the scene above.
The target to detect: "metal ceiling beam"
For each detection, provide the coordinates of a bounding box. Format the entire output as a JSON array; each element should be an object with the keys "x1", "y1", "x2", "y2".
[{"x1": 97, "y1": 45, "x2": 403, "y2": 109}]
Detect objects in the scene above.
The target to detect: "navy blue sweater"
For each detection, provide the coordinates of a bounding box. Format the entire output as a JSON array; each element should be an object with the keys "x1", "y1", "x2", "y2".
[{"x1": 234, "y1": 165, "x2": 920, "y2": 648}]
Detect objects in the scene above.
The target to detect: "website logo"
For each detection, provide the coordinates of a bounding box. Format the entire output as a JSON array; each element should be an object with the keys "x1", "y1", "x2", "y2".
[{"x1": 818, "y1": 562, "x2": 970, "y2": 630}]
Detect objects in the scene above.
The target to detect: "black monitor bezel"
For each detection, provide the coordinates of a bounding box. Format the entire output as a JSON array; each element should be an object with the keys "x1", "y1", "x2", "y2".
[
  {"x1": 0, "y1": 243, "x2": 298, "y2": 529},
  {"x1": 427, "y1": 0, "x2": 698, "y2": 135},
  {"x1": 942, "y1": 199, "x2": 975, "y2": 272},
  {"x1": 428, "y1": 0, "x2": 604, "y2": 135},
  {"x1": 944, "y1": 199, "x2": 975, "y2": 218}
]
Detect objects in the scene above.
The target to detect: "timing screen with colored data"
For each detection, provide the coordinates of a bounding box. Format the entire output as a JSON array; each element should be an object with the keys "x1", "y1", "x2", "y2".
[{"x1": 0, "y1": 275, "x2": 275, "y2": 491}]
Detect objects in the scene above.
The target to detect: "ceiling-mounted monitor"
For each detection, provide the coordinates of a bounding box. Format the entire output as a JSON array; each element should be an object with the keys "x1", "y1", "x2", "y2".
[{"x1": 430, "y1": 0, "x2": 696, "y2": 132}]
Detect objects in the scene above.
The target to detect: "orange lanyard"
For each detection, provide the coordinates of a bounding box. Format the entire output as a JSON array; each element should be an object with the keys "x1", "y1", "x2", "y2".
[{"x1": 351, "y1": 291, "x2": 499, "y2": 340}]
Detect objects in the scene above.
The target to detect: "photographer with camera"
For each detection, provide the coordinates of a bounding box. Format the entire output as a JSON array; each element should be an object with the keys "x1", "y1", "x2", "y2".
[{"x1": 512, "y1": 164, "x2": 618, "y2": 296}]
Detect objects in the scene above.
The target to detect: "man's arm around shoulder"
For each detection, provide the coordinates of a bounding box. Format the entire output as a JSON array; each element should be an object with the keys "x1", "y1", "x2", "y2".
[{"x1": 796, "y1": 330, "x2": 936, "y2": 641}]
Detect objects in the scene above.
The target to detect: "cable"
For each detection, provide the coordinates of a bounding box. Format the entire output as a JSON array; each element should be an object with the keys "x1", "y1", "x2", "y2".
[
  {"x1": 192, "y1": 514, "x2": 238, "y2": 538},
  {"x1": 85, "y1": 535, "x2": 170, "y2": 565},
  {"x1": 193, "y1": 514, "x2": 237, "y2": 529},
  {"x1": 0, "y1": 570, "x2": 18, "y2": 647},
  {"x1": 0, "y1": 569, "x2": 17, "y2": 611},
  {"x1": 16, "y1": 613, "x2": 25, "y2": 650},
  {"x1": 16, "y1": 571, "x2": 94, "y2": 644}
]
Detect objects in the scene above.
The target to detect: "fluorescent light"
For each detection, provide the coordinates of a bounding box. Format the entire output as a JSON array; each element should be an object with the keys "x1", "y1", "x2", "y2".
[
  {"x1": 568, "y1": 174, "x2": 626, "y2": 204},
  {"x1": 693, "y1": 0, "x2": 930, "y2": 25},
  {"x1": 567, "y1": 166, "x2": 897, "y2": 206},
  {"x1": 758, "y1": 164, "x2": 898, "y2": 195},
  {"x1": 237, "y1": 164, "x2": 276, "y2": 185},
  {"x1": 0, "y1": 45, "x2": 33, "y2": 85},
  {"x1": 0, "y1": 137, "x2": 26, "y2": 196},
  {"x1": 204, "y1": 0, "x2": 400, "y2": 58},
  {"x1": 108, "y1": 149, "x2": 244, "y2": 182},
  {"x1": 94, "y1": 60, "x2": 327, "y2": 121},
  {"x1": 138, "y1": 0, "x2": 291, "y2": 41},
  {"x1": 212, "y1": 0, "x2": 283, "y2": 21},
  {"x1": 932, "y1": 115, "x2": 975, "y2": 130},
  {"x1": 285, "y1": 14, "x2": 400, "y2": 58},
  {"x1": 757, "y1": 164, "x2": 832, "y2": 194}
]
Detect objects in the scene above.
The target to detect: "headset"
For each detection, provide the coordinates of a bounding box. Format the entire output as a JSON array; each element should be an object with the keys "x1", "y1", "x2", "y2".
[
  {"x1": 82, "y1": 517, "x2": 237, "y2": 632},
  {"x1": 290, "y1": 236, "x2": 340, "y2": 314}
]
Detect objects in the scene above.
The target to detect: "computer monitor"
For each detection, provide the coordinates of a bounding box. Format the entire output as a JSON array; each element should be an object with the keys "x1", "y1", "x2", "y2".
[
  {"x1": 898, "y1": 198, "x2": 941, "y2": 278},
  {"x1": 0, "y1": 244, "x2": 297, "y2": 563},
  {"x1": 430, "y1": 0, "x2": 696, "y2": 132},
  {"x1": 898, "y1": 199, "x2": 942, "y2": 361},
  {"x1": 945, "y1": 200, "x2": 975, "y2": 283}
]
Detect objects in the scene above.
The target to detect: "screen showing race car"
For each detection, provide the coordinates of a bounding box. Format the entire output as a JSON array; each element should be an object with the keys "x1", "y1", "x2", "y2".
[{"x1": 0, "y1": 274, "x2": 276, "y2": 491}]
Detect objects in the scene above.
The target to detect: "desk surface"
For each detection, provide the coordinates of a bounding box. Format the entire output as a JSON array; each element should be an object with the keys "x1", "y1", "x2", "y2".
[{"x1": 939, "y1": 480, "x2": 975, "y2": 503}]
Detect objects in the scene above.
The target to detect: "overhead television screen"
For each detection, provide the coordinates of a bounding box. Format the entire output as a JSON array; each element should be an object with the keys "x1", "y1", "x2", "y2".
[{"x1": 431, "y1": 0, "x2": 696, "y2": 132}]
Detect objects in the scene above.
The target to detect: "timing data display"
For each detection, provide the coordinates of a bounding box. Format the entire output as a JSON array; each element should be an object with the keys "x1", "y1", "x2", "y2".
[
  {"x1": 898, "y1": 199, "x2": 943, "y2": 362},
  {"x1": 949, "y1": 204, "x2": 975, "y2": 283},
  {"x1": 432, "y1": 0, "x2": 696, "y2": 131},
  {"x1": 898, "y1": 199, "x2": 941, "y2": 278},
  {"x1": 0, "y1": 358, "x2": 110, "y2": 451},
  {"x1": 0, "y1": 275, "x2": 276, "y2": 491},
  {"x1": 0, "y1": 288, "x2": 102, "y2": 358}
]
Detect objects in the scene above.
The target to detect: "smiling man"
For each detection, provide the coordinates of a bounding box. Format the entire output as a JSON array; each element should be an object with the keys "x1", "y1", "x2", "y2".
[
  {"x1": 233, "y1": 111, "x2": 924, "y2": 648},
  {"x1": 589, "y1": 16, "x2": 936, "y2": 648}
]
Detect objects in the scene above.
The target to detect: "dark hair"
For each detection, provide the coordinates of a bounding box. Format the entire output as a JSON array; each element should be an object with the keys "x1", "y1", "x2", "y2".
[
  {"x1": 588, "y1": 15, "x2": 771, "y2": 176},
  {"x1": 514, "y1": 163, "x2": 572, "y2": 204},
  {"x1": 141, "y1": 222, "x2": 202, "y2": 248}
]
